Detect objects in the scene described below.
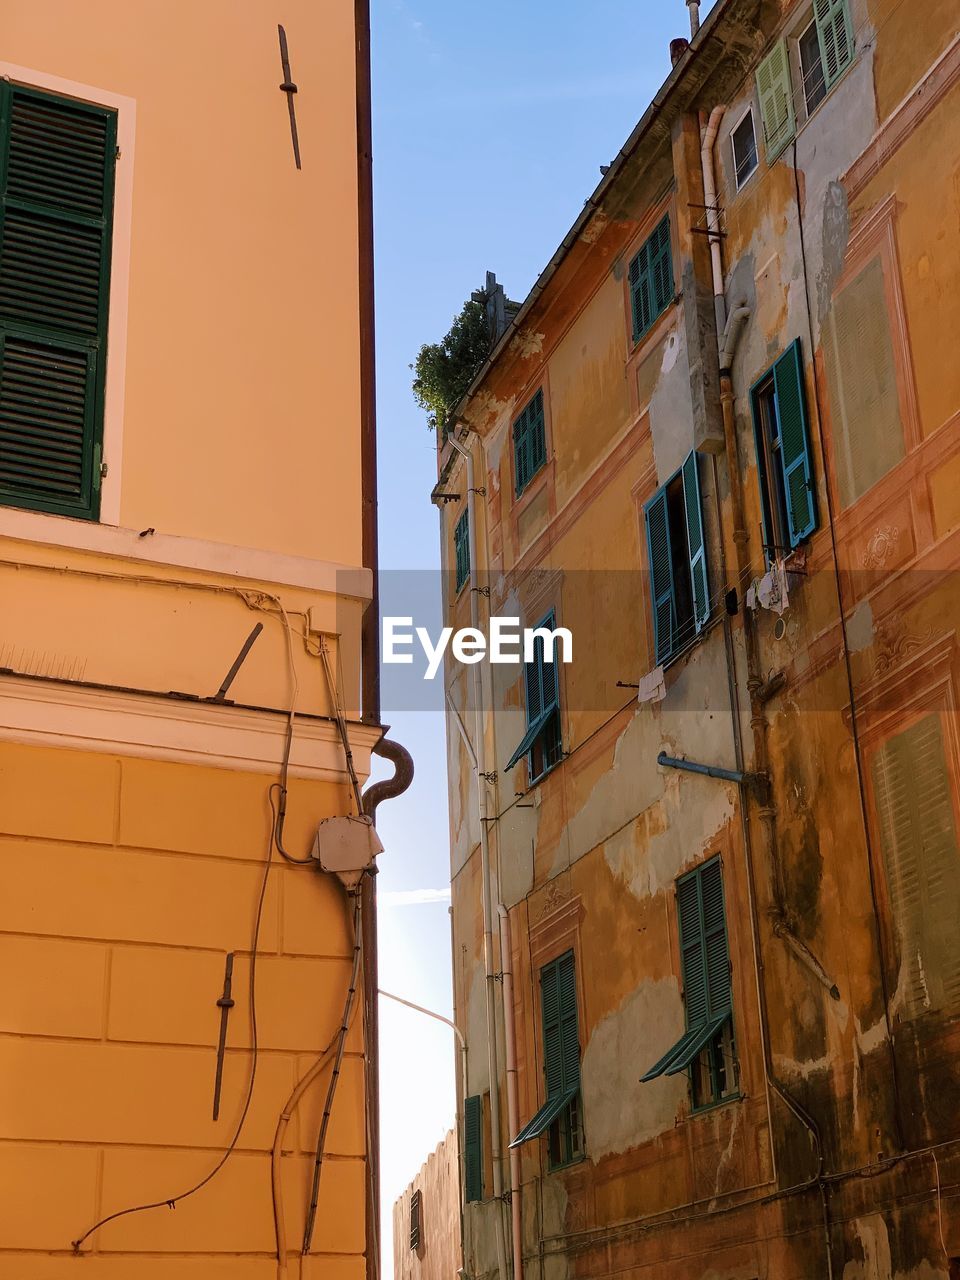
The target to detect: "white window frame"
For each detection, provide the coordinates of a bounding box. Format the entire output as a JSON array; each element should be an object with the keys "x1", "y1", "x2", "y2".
[{"x1": 730, "y1": 104, "x2": 759, "y2": 191}]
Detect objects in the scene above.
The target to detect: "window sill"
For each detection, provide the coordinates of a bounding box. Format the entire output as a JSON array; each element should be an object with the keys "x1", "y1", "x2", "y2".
[
  {"x1": 548, "y1": 1152, "x2": 587, "y2": 1174},
  {"x1": 630, "y1": 295, "x2": 679, "y2": 357},
  {"x1": 527, "y1": 751, "x2": 564, "y2": 788},
  {"x1": 689, "y1": 1090, "x2": 742, "y2": 1118}
]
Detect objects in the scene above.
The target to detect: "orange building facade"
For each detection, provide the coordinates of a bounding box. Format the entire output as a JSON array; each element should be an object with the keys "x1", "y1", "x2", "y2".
[
  {"x1": 437, "y1": 2, "x2": 960, "y2": 1277},
  {"x1": 0, "y1": 1, "x2": 398, "y2": 1276}
]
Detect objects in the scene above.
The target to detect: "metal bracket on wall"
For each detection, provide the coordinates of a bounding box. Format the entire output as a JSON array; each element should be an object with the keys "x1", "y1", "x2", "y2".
[{"x1": 277, "y1": 24, "x2": 302, "y2": 170}]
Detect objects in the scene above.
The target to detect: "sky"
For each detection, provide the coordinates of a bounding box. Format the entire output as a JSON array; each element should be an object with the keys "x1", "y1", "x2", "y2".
[{"x1": 369, "y1": 1, "x2": 719, "y2": 1268}]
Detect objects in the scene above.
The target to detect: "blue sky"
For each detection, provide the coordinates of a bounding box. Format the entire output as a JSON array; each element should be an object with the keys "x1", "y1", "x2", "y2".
[{"x1": 369, "y1": 0, "x2": 719, "y2": 1266}]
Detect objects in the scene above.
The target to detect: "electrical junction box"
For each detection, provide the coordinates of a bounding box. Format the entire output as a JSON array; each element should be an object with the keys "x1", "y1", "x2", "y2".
[{"x1": 311, "y1": 814, "x2": 384, "y2": 889}]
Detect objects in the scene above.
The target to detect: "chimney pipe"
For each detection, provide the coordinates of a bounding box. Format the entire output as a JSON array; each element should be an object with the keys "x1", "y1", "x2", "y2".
[
  {"x1": 670, "y1": 37, "x2": 689, "y2": 65},
  {"x1": 687, "y1": 0, "x2": 700, "y2": 36}
]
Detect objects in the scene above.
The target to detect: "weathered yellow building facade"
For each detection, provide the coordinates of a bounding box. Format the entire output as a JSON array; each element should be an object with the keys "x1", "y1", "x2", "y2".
[
  {"x1": 438, "y1": 1, "x2": 960, "y2": 1277},
  {"x1": 0, "y1": 1, "x2": 399, "y2": 1275}
]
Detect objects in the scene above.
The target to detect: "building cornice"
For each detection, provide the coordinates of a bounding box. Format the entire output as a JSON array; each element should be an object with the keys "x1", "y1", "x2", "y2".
[{"x1": 0, "y1": 673, "x2": 382, "y2": 783}]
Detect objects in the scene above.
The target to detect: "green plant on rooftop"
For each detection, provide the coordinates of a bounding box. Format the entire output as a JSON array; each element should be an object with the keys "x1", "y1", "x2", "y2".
[{"x1": 411, "y1": 296, "x2": 491, "y2": 436}]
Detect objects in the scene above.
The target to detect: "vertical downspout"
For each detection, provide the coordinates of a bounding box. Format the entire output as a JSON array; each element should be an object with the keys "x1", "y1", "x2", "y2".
[
  {"x1": 497, "y1": 905, "x2": 523, "y2": 1280},
  {"x1": 448, "y1": 432, "x2": 510, "y2": 1280},
  {"x1": 355, "y1": 3, "x2": 381, "y2": 1276}
]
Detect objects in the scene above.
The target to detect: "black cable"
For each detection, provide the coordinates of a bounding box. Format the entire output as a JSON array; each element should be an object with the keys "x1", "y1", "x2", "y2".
[{"x1": 71, "y1": 826, "x2": 273, "y2": 1252}]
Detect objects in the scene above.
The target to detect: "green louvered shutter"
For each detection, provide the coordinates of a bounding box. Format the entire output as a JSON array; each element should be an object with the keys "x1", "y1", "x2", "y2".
[
  {"x1": 536, "y1": 610, "x2": 559, "y2": 716},
  {"x1": 528, "y1": 389, "x2": 546, "y2": 475},
  {"x1": 0, "y1": 83, "x2": 116, "y2": 519},
  {"x1": 678, "y1": 857, "x2": 731, "y2": 1031},
  {"x1": 463, "y1": 1094, "x2": 483, "y2": 1202},
  {"x1": 629, "y1": 215, "x2": 673, "y2": 343},
  {"x1": 513, "y1": 389, "x2": 545, "y2": 496},
  {"x1": 773, "y1": 339, "x2": 817, "y2": 546},
  {"x1": 814, "y1": 0, "x2": 854, "y2": 88},
  {"x1": 454, "y1": 508, "x2": 470, "y2": 591},
  {"x1": 557, "y1": 950, "x2": 580, "y2": 1091},
  {"x1": 644, "y1": 486, "x2": 675, "y2": 665},
  {"x1": 682, "y1": 451, "x2": 709, "y2": 633},
  {"x1": 541, "y1": 951, "x2": 579, "y2": 1098},
  {"x1": 524, "y1": 629, "x2": 544, "y2": 726},
  {"x1": 541, "y1": 957, "x2": 563, "y2": 1098},
  {"x1": 756, "y1": 40, "x2": 796, "y2": 161}
]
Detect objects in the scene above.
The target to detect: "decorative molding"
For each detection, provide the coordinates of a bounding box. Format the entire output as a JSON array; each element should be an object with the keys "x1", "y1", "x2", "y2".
[
  {"x1": 861, "y1": 525, "x2": 901, "y2": 571},
  {"x1": 0, "y1": 673, "x2": 382, "y2": 782},
  {"x1": 843, "y1": 33, "x2": 960, "y2": 202},
  {"x1": 0, "y1": 509, "x2": 373, "y2": 600}
]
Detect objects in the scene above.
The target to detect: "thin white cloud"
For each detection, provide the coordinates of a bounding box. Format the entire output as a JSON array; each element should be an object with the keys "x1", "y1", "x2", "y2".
[{"x1": 380, "y1": 887, "x2": 451, "y2": 907}]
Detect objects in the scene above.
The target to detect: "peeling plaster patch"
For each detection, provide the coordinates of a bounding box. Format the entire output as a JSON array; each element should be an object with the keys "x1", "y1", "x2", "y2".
[
  {"x1": 581, "y1": 978, "x2": 687, "y2": 1157},
  {"x1": 644, "y1": 772, "x2": 736, "y2": 897},
  {"x1": 581, "y1": 210, "x2": 608, "y2": 245},
  {"x1": 510, "y1": 329, "x2": 545, "y2": 360},
  {"x1": 771, "y1": 1049, "x2": 831, "y2": 1080},
  {"x1": 468, "y1": 388, "x2": 508, "y2": 426},
  {"x1": 846, "y1": 599, "x2": 875, "y2": 653},
  {"x1": 649, "y1": 321, "x2": 693, "y2": 482},
  {"x1": 841, "y1": 1213, "x2": 893, "y2": 1280},
  {"x1": 818, "y1": 180, "x2": 851, "y2": 321},
  {"x1": 714, "y1": 1101, "x2": 744, "y2": 1193}
]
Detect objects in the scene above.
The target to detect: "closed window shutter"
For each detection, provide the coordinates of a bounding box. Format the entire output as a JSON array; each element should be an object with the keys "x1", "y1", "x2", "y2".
[
  {"x1": 537, "y1": 610, "x2": 559, "y2": 716},
  {"x1": 773, "y1": 339, "x2": 817, "y2": 546},
  {"x1": 463, "y1": 1094, "x2": 483, "y2": 1202},
  {"x1": 629, "y1": 216, "x2": 672, "y2": 343},
  {"x1": 814, "y1": 0, "x2": 854, "y2": 88},
  {"x1": 557, "y1": 950, "x2": 580, "y2": 1092},
  {"x1": 644, "y1": 486, "x2": 675, "y2": 665},
  {"x1": 872, "y1": 714, "x2": 960, "y2": 1018},
  {"x1": 524, "y1": 632, "x2": 544, "y2": 725},
  {"x1": 454, "y1": 509, "x2": 470, "y2": 591},
  {"x1": 0, "y1": 84, "x2": 116, "y2": 519},
  {"x1": 513, "y1": 389, "x2": 546, "y2": 495},
  {"x1": 541, "y1": 951, "x2": 579, "y2": 1099},
  {"x1": 678, "y1": 857, "x2": 731, "y2": 1031},
  {"x1": 756, "y1": 40, "x2": 796, "y2": 161},
  {"x1": 682, "y1": 451, "x2": 709, "y2": 632}
]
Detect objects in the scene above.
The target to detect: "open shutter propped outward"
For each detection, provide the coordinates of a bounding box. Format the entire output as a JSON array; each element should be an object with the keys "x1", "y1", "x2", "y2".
[
  {"x1": 814, "y1": 0, "x2": 854, "y2": 88},
  {"x1": 0, "y1": 83, "x2": 116, "y2": 519},
  {"x1": 463, "y1": 1094, "x2": 483, "y2": 1202},
  {"x1": 773, "y1": 339, "x2": 817, "y2": 546},
  {"x1": 641, "y1": 857, "x2": 732, "y2": 1083},
  {"x1": 511, "y1": 950, "x2": 580, "y2": 1148},
  {"x1": 644, "y1": 487, "x2": 675, "y2": 666},
  {"x1": 756, "y1": 40, "x2": 796, "y2": 161},
  {"x1": 682, "y1": 451, "x2": 709, "y2": 633}
]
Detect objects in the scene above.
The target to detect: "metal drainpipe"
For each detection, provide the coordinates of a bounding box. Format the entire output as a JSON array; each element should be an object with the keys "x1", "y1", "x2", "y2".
[
  {"x1": 497, "y1": 905, "x2": 523, "y2": 1280},
  {"x1": 447, "y1": 431, "x2": 510, "y2": 1280}
]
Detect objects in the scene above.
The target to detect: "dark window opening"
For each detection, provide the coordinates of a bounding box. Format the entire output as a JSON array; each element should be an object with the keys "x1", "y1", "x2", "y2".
[
  {"x1": 798, "y1": 20, "x2": 828, "y2": 115},
  {"x1": 548, "y1": 1091, "x2": 584, "y2": 1170},
  {"x1": 691, "y1": 1017, "x2": 739, "y2": 1109},
  {"x1": 732, "y1": 110, "x2": 758, "y2": 188},
  {"x1": 754, "y1": 375, "x2": 791, "y2": 558},
  {"x1": 665, "y1": 472, "x2": 695, "y2": 650}
]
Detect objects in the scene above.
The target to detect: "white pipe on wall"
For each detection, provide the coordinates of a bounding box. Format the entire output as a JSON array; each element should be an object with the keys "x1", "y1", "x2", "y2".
[
  {"x1": 700, "y1": 105, "x2": 727, "y2": 338},
  {"x1": 497, "y1": 904, "x2": 523, "y2": 1280}
]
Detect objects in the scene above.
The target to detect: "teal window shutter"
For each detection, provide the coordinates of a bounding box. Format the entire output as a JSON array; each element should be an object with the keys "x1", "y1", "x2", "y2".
[
  {"x1": 644, "y1": 486, "x2": 675, "y2": 666},
  {"x1": 0, "y1": 83, "x2": 117, "y2": 520},
  {"x1": 629, "y1": 215, "x2": 673, "y2": 343},
  {"x1": 682, "y1": 451, "x2": 709, "y2": 633},
  {"x1": 454, "y1": 509, "x2": 470, "y2": 591},
  {"x1": 773, "y1": 339, "x2": 817, "y2": 546},
  {"x1": 513, "y1": 388, "x2": 546, "y2": 496},
  {"x1": 463, "y1": 1094, "x2": 483, "y2": 1202},
  {"x1": 756, "y1": 40, "x2": 796, "y2": 160},
  {"x1": 814, "y1": 0, "x2": 854, "y2": 88},
  {"x1": 641, "y1": 857, "x2": 732, "y2": 1082},
  {"x1": 505, "y1": 609, "x2": 561, "y2": 773},
  {"x1": 510, "y1": 951, "x2": 581, "y2": 1150}
]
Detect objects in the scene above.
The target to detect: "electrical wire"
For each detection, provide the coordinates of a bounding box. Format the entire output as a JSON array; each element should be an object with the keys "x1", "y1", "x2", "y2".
[
  {"x1": 301, "y1": 886, "x2": 364, "y2": 1256},
  {"x1": 71, "y1": 817, "x2": 274, "y2": 1252}
]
